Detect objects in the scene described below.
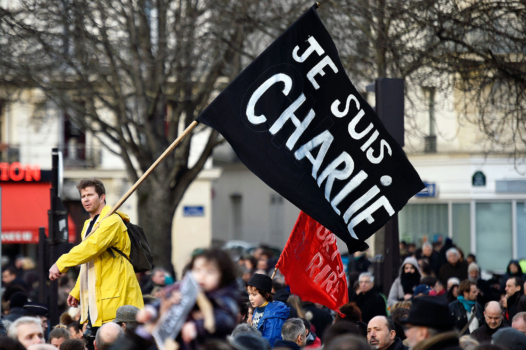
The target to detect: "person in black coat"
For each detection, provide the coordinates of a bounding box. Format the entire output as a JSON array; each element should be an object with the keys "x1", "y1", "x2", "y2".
[
  {"x1": 439, "y1": 248, "x2": 468, "y2": 287},
  {"x1": 504, "y1": 276, "x2": 523, "y2": 325},
  {"x1": 448, "y1": 280, "x2": 484, "y2": 335},
  {"x1": 351, "y1": 273, "x2": 387, "y2": 324},
  {"x1": 471, "y1": 301, "x2": 508, "y2": 344},
  {"x1": 500, "y1": 260, "x2": 526, "y2": 291},
  {"x1": 303, "y1": 302, "x2": 333, "y2": 342},
  {"x1": 422, "y1": 243, "x2": 441, "y2": 277}
]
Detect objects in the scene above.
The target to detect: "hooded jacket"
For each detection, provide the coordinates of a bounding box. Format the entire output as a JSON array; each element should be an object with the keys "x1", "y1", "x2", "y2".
[
  {"x1": 255, "y1": 300, "x2": 290, "y2": 347},
  {"x1": 388, "y1": 257, "x2": 421, "y2": 307},
  {"x1": 56, "y1": 205, "x2": 144, "y2": 327}
]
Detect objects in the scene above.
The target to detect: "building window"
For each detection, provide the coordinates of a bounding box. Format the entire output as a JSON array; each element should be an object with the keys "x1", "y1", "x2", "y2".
[
  {"x1": 423, "y1": 88, "x2": 437, "y2": 153},
  {"x1": 516, "y1": 202, "x2": 526, "y2": 260},
  {"x1": 476, "y1": 202, "x2": 512, "y2": 271},
  {"x1": 452, "y1": 203, "x2": 471, "y2": 256},
  {"x1": 399, "y1": 203, "x2": 448, "y2": 244}
]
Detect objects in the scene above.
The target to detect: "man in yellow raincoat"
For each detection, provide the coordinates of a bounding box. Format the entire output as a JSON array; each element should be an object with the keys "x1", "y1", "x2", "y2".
[{"x1": 49, "y1": 178, "x2": 144, "y2": 333}]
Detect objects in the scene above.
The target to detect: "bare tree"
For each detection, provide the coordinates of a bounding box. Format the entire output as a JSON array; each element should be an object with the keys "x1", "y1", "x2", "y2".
[{"x1": 0, "y1": 0, "x2": 313, "y2": 270}]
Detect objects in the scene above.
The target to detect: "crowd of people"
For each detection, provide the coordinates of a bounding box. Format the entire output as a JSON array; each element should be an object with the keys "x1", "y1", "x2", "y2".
[
  {"x1": 1, "y1": 178, "x2": 526, "y2": 350},
  {"x1": 2, "y1": 239, "x2": 526, "y2": 350}
]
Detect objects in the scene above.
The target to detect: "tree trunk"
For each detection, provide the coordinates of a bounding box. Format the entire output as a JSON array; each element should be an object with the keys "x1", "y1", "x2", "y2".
[{"x1": 136, "y1": 177, "x2": 177, "y2": 275}]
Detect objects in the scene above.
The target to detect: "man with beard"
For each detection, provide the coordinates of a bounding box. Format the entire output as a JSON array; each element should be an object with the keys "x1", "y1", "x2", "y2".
[
  {"x1": 367, "y1": 316, "x2": 407, "y2": 350},
  {"x1": 388, "y1": 257, "x2": 421, "y2": 308},
  {"x1": 505, "y1": 276, "x2": 523, "y2": 325},
  {"x1": 352, "y1": 273, "x2": 387, "y2": 324},
  {"x1": 471, "y1": 301, "x2": 508, "y2": 343},
  {"x1": 449, "y1": 280, "x2": 483, "y2": 335}
]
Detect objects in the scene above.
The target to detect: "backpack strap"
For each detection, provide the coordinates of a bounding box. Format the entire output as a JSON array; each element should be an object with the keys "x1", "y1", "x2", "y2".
[{"x1": 108, "y1": 247, "x2": 131, "y2": 264}]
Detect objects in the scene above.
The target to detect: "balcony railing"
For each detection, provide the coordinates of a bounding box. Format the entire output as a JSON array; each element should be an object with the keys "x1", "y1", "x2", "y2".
[{"x1": 0, "y1": 144, "x2": 102, "y2": 168}]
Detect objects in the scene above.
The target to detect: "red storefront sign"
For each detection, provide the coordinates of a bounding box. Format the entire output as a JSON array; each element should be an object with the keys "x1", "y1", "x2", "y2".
[
  {"x1": 0, "y1": 162, "x2": 42, "y2": 182},
  {"x1": 0, "y1": 182, "x2": 76, "y2": 243}
]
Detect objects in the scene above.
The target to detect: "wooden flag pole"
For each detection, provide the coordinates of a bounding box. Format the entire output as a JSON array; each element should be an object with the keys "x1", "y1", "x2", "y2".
[
  {"x1": 271, "y1": 267, "x2": 278, "y2": 280},
  {"x1": 85, "y1": 120, "x2": 200, "y2": 239}
]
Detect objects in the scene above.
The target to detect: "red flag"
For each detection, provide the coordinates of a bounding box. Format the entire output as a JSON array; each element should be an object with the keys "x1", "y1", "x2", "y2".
[{"x1": 276, "y1": 211, "x2": 348, "y2": 315}]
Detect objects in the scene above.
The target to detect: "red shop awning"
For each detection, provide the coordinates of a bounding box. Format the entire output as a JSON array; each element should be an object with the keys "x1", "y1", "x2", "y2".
[{"x1": 0, "y1": 182, "x2": 76, "y2": 244}]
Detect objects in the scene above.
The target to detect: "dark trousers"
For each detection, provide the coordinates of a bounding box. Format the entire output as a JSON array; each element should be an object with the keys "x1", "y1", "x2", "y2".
[{"x1": 83, "y1": 313, "x2": 99, "y2": 350}]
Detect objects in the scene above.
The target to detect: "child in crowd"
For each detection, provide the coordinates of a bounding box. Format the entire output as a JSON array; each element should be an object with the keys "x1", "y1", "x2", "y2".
[
  {"x1": 247, "y1": 274, "x2": 290, "y2": 347},
  {"x1": 137, "y1": 249, "x2": 239, "y2": 349}
]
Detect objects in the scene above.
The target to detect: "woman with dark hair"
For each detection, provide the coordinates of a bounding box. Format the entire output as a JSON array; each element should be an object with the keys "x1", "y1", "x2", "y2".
[
  {"x1": 335, "y1": 302, "x2": 362, "y2": 323},
  {"x1": 387, "y1": 257, "x2": 421, "y2": 307}
]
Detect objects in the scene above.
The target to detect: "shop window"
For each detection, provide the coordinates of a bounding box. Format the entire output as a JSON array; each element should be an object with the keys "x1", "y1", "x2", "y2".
[
  {"x1": 476, "y1": 202, "x2": 512, "y2": 271},
  {"x1": 516, "y1": 202, "x2": 526, "y2": 260},
  {"x1": 399, "y1": 203, "x2": 448, "y2": 244},
  {"x1": 452, "y1": 203, "x2": 471, "y2": 256}
]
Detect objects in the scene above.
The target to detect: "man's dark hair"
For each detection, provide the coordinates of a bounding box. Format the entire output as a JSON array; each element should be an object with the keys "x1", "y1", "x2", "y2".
[
  {"x1": 384, "y1": 316, "x2": 395, "y2": 332},
  {"x1": 272, "y1": 278, "x2": 286, "y2": 292},
  {"x1": 59, "y1": 339, "x2": 86, "y2": 350},
  {"x1": 76, "y1": 178, "x2": 106, "y2": 198},
  {"x1": 247, "y1": 285, "x2": 273, "y2": 302},
  {"x1": 508, "y1": 276, "x2": 524, "y2": 293},
  {"x1": 421, "y1": 276, "x2": 437, "y2": 287},
  {"x1": 322, "y1": 321, "x2": 361, "y2": 346},
  {"x1": 3, "y1": 266, "x2": 17, "y2": 277},
  {"x1": 68, "y1": 321, "x2": 81, "y2": 333},
  {"x1": 467, "y1": 254, "x2": 476, "y2": 262},
  {"x1": 458, "y1": 280, "x2": 476, "y2": 297},
  {"x1": 189, "y1": 248, "x2": 237, "y2": 288}
]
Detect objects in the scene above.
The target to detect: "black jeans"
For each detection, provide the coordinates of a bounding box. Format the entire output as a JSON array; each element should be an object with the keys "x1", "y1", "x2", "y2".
[{"x1": 83, "y1": 313, "x2": 99, "y2": 350}]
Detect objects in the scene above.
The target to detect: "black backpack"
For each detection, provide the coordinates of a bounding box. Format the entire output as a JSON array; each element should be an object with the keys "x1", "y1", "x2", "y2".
[{"x1": 108, "y1": 218, "x2": 154, "y2": 273}]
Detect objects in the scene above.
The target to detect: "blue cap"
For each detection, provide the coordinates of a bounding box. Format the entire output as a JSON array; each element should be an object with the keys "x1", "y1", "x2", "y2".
[{"x1": 413, "y1": 284, "x2": 431, "y2": 296}]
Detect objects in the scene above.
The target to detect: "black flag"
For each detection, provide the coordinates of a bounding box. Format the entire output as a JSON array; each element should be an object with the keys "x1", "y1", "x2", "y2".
[{"x1": 197, "y1": 5, "x2": 424, "y2": 253}]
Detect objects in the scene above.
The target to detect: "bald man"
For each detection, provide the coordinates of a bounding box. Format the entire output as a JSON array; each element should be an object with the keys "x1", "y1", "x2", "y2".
[
  {"x1": 94, "y1": 323, "x2": 124, "y2": 350},
  {"x1": 512, "y1": 312, "x2": 526, "y2": 335},
  {"x1": 471, "y1": 301, "x2": 508, "y2": 343}
]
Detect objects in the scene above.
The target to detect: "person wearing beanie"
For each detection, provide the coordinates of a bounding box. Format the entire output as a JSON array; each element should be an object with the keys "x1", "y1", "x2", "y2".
[
  {"x1": 246, "y1": 273, "x2": 289, "y2": 347},
  {"x1": 388, "y1": 257, "x2": 421, "y2": 308},
  {"x1": 4, "y1": 292, "x2": 28, "y2": 322}
]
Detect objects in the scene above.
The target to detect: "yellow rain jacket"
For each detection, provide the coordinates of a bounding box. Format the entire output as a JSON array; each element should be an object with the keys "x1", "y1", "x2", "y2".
[{"x1": 56, "y1": 205, "x2": 144, "y2": 326}]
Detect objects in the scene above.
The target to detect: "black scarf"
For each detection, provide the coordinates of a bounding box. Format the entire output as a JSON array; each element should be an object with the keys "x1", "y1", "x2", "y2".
[{"x1": 401, "y1": 271, "x2": 420, "y2": 294}]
